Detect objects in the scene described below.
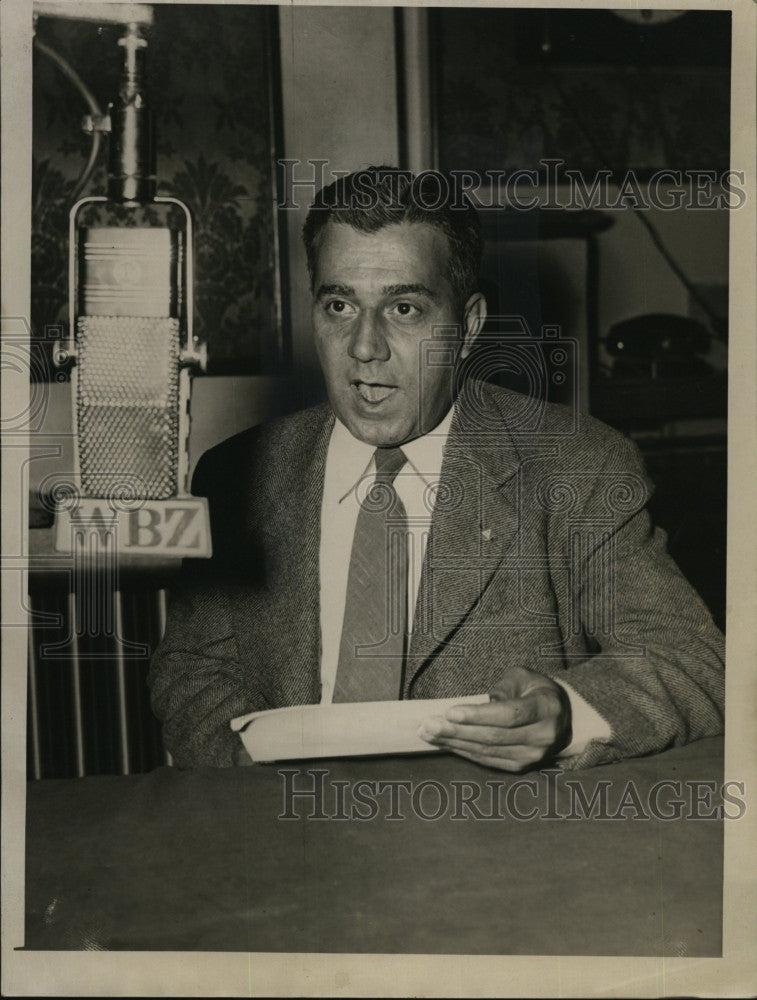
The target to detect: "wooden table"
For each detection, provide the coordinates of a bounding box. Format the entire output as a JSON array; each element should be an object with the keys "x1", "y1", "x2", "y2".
[{"x1": 24, "y1": 737, "x2": 724, "y2": 954}]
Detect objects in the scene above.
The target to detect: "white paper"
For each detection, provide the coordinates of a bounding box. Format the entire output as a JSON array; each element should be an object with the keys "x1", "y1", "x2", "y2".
[{"x1": 231, "y1": 695, "x2": 490, "y2": 762}]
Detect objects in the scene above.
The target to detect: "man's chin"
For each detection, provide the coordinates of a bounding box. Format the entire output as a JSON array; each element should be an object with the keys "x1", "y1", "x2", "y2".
[
  {"x1": 338, "y1": 409, "x2": 409, "y2": 448},
  {"x1": 351, "y1": 424, "x2": 407, "y2": 448}
]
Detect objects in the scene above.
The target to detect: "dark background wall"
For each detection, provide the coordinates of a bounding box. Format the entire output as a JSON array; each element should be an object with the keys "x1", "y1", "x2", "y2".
[{"x1": 434, "y1": 8, "x2": 730, "y2": 176}]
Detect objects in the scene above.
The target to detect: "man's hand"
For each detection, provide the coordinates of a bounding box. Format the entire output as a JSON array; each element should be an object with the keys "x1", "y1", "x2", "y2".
[{"x1": 418, "y1": 666, "x2": 572, "y2": 771}]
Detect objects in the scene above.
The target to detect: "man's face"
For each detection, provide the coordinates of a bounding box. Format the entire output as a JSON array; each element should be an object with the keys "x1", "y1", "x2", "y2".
[{"x1": 311, "y1": 221, "x2": 486, "y2": 447}]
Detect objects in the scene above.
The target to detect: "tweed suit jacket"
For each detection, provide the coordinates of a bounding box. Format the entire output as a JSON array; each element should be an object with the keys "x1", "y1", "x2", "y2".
[{"x1": 148, "y1": 380, "x2": 725, "y2": 769}]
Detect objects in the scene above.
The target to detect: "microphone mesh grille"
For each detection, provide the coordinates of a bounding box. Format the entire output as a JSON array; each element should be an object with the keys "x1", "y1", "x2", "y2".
[{"x1": 76, "y1": 316, "x2": 181, "y2": 499}]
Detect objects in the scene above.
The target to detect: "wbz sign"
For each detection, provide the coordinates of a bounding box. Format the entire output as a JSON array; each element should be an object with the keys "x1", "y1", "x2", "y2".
[{"x1": 55, "y1": 497, "x2": 212, "y2": 558}]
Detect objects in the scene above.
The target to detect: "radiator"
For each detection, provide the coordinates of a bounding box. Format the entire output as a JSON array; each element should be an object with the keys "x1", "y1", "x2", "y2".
[{"x1": 27, "y1": 577, "x2": 173, "y2": 779}]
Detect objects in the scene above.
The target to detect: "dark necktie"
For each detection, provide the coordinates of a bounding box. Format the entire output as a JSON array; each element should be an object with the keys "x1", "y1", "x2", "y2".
[{"x1": 332, "y1": 446, "x2": 408, "y2": 702}]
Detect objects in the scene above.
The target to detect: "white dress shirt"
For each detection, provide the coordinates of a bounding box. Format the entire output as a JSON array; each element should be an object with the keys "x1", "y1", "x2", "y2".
[{"x1": 319, "y1": 407, "x2": 612, "y2": 757}]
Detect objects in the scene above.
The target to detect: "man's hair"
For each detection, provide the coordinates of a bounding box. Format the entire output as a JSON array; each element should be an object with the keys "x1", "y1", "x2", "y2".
[{"x1": 302, "y1": 166, "x2": 483, "y2": 307}]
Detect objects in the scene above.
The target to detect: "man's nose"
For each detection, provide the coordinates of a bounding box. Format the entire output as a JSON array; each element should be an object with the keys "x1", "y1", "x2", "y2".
[{"x1": 348, "y1": 311, "x2": 390, "y2": 363}]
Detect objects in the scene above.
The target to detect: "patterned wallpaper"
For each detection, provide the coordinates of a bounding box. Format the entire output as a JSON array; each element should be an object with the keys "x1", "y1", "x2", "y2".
[{"x1": 32, "y1": 4, "x2": 282, "y2": 376}]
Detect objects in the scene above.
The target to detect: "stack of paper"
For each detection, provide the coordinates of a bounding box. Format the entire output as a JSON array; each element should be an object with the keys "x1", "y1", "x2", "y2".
[{"x1": 230, "y1": 695, "x2": 490, "y2": 763}]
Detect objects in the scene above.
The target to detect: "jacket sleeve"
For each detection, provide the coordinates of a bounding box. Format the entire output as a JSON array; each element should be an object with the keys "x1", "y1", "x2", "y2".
[
  {"x1": 147, "y1": 572, "x2": 257, "y2": 768},
  {"x1": 147, "y1": 448, "x2": 261, "y2": 768},
  {"x1": 551, "y1": 434, "x2": 725, "y2": 770}
]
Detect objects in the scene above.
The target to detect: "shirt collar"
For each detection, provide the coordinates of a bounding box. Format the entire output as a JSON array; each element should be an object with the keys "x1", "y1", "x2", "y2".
[{"x1": 327, "y1": 404, "x2": 456, "y2": 503}]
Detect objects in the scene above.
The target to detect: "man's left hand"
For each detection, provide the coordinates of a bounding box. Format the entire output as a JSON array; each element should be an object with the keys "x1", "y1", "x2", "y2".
[{"x1": 418, "y1": 666, "x2": 572, "y2": 771}]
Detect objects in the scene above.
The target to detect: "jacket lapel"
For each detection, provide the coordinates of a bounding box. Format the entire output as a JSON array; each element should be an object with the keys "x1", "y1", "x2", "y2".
[
  {"x1": 259, "y1": 406, "x2": 333, "y2": 706},
  {"x1": 405, "y1": 383, "x2": 524, "y2": 690}
]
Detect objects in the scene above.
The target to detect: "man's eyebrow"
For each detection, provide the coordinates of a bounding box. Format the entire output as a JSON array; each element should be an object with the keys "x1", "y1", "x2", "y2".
[
  {"x1": 316, "y1": 283, "x2": 355, "y2": 300},
  {"x1": 382, "y1": 283, "x2": 437, "y2": 299}
]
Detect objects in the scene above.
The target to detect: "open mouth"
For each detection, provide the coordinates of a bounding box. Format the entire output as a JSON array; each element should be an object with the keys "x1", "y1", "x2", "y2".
[{"x1": 353, "y1": 381, "x2": 397, "y2": 404}]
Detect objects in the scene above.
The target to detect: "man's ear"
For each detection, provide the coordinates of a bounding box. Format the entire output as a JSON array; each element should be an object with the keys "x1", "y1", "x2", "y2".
[{"x1": 460, "y1": 292, "x2": 487, "y2": 359}]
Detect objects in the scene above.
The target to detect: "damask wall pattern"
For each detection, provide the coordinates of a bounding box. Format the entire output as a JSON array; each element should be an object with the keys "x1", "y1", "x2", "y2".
[{"x1": 32, "y1": 4, "x2": 282, "y2": 375}]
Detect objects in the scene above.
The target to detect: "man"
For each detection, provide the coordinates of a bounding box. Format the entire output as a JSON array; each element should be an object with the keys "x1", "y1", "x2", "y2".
[{"x1": 148, "y1": 166, "x2": 724, "y2": 771}]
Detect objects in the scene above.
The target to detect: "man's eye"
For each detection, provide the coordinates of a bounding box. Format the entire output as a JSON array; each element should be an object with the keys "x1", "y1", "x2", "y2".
[
  {"x1": 390, "y1": 302, "x2": 421, "y2": 318},
  {"x1": 325, "y1": 300, "x2": 355, "y2": 316}
]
